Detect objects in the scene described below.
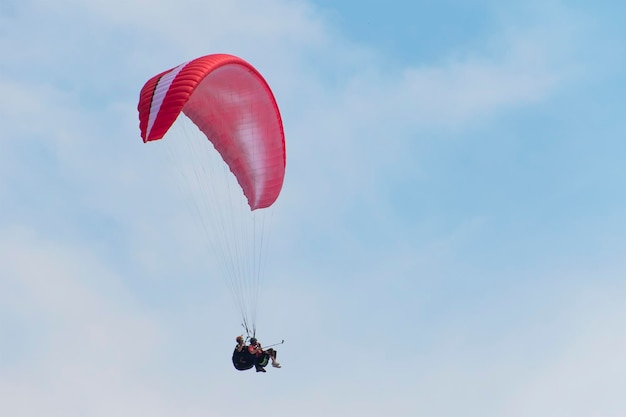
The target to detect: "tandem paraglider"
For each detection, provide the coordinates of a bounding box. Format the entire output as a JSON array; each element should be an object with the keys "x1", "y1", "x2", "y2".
[
  {"x1": 137, "y1": 54, "x2": 287, "y2": 372},
  {"x1": 232, "y1": 335, "x2": 283, "y2": 373}
]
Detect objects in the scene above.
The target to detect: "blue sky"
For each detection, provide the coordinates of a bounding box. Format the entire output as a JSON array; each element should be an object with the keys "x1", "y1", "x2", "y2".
[{"x1": 1, "y1": 0, "x2": 626, "y2": 416}]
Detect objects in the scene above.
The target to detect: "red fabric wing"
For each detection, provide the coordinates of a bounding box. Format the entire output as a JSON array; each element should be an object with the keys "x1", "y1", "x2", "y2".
[{"x1": 137, "y1": 54, "x2": 286, "y2": 210}]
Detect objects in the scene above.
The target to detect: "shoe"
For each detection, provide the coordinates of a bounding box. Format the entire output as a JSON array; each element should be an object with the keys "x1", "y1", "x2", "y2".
[
  {"x1": 272, "y1": 362, "x2": 281, "y2": 368},
  {"x1": 256, "y1": 368, "x2": 266, "y2": 373}
]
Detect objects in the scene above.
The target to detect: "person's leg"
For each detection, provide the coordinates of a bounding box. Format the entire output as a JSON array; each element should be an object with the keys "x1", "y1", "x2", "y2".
[{"x1": 268, "y1": 349, "x2": 281, "y2": 368}]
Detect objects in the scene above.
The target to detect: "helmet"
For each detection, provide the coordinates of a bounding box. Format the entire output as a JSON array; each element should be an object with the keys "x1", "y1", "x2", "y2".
[
  {"x1": 250, "y1": 337, "x2": 258, "y2": 345},
  {"x1": 236, "y1": 335, "x2": 244, "y2": 343}
]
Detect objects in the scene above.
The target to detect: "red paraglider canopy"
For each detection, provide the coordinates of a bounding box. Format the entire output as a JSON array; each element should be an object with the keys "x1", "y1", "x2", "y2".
[{"x1": 137, "y1": 54, "x2": 286, "y2": 210}]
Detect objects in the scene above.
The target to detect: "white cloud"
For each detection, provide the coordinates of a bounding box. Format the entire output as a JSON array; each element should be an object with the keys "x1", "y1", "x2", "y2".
[
  {"x1": 1, "y1": 0, "x2": 622, "y2": 416},
  {"x1": 502, "y1": 285, "x2": 626, "y2": 417},
  {"x1": 0, "y1": 227, "x2": 171, "y2": 417}
]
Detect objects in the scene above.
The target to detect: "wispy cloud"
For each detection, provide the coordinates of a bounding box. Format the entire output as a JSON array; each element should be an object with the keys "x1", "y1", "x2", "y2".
[{"x1": 1, "y1": 0, "x2": 625, "y2": 416}]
